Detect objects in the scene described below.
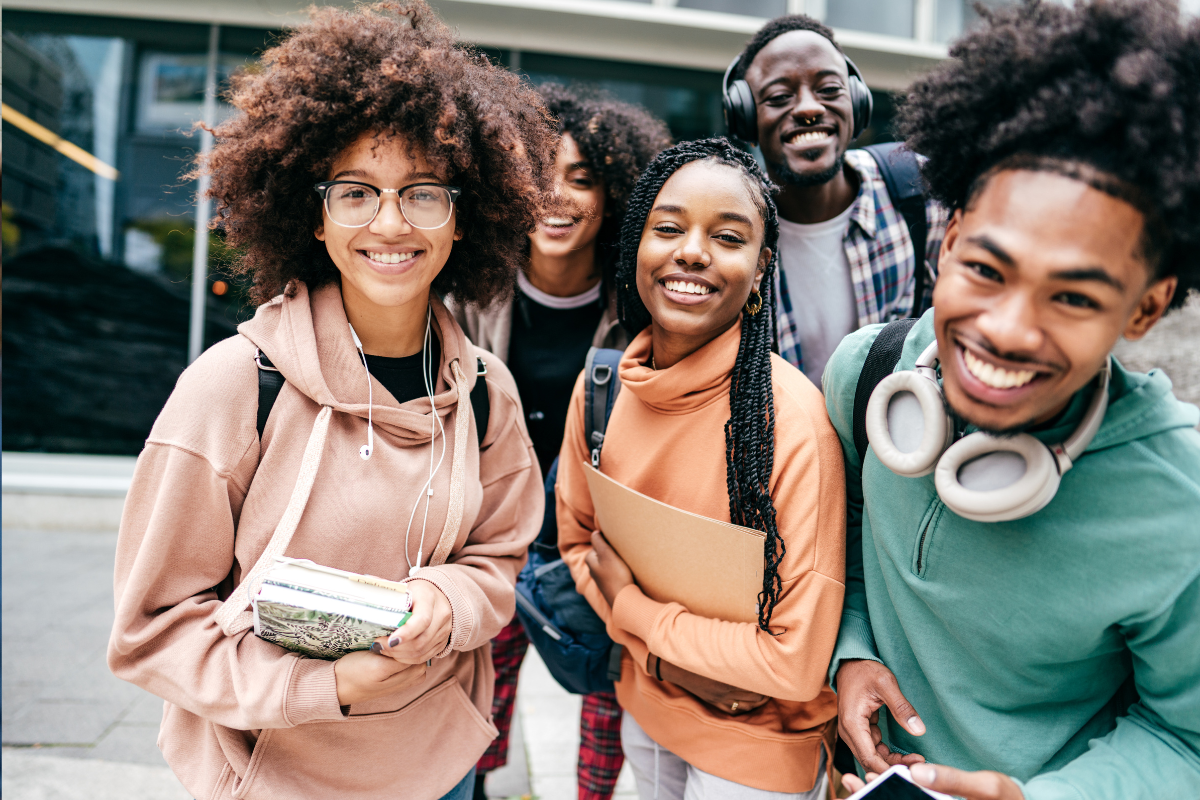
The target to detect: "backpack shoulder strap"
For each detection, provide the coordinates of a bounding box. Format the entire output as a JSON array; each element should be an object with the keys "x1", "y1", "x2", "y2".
[
  {"x1": 255, "y1": 349, "x2": 286, "y2": 440},
  {"x1": 470, "y1": 356, "x2": 489, "y2": 448},
  {"x1": 584, "y1": 347, "x2": 624, "y2": 469},
  {"x1": 851, "y1": 318, "x2": 918, "y2": 465},
  {"x1": 864, "y1": 143, "x2": 929, "y2": 317}
]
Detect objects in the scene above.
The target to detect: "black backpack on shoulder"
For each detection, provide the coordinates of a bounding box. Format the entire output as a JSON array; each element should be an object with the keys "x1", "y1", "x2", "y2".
[
  {"x1": 863, "y1": 142, "x2": 930, "y2": 318},
  {"x1": 513, "y1": 347, "x2": 625, "y2": 695}
]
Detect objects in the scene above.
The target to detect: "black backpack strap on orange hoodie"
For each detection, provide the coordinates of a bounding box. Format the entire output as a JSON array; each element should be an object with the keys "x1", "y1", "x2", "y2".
[{"x1": 584, "y1": 347, "x2": 624, "y2": 469}]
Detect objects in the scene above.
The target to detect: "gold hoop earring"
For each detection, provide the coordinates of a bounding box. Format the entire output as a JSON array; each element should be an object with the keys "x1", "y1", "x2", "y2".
[{"x1": 744, "y1": 290, "x2": 763, "y2": 317}]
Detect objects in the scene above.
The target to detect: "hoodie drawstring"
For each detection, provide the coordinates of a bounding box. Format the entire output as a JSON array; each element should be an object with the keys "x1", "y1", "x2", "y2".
[{"x1": 427, "y1": 358, "x2": 471, "y2": 568}]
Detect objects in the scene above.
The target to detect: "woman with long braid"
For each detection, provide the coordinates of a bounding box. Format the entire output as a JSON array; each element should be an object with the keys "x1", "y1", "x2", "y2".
[{"x1": 557, "y1": 138, "x2": 846, "y2": 799}]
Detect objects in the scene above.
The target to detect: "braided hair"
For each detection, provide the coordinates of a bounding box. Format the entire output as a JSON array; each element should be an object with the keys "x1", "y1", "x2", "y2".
[{"x1": 616, "y1": 138, "x2": 786, "y2": 632}]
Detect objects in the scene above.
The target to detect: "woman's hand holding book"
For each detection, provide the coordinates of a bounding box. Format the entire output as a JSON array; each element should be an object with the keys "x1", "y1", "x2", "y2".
[{"x1": 375, "y1": 581, "x2": 453, "y2": 665}]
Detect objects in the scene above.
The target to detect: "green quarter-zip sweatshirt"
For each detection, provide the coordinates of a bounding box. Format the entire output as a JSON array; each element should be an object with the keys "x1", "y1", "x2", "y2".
[{"x1": 822, "y1": 310, "x2": 1200, "y2": 800}]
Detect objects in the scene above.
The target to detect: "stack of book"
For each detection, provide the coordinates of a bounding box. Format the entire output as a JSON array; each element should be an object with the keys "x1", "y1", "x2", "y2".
[{"x1": 253, "y1": 558, "x2": 413, "y2": 660}]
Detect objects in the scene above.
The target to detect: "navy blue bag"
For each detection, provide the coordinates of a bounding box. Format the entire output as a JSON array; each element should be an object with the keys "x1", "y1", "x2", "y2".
[{"x1": 513, "y1": 347, "x2": 624, "y2": 695}]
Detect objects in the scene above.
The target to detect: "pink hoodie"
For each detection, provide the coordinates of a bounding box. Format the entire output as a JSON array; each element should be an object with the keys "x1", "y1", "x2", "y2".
[{"x1": 108, "y1": 283, "x2": 542, "y2": 799}]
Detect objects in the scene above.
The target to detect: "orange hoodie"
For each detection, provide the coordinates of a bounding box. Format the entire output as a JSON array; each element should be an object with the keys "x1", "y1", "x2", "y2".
[
  {"x1": 108, "y1": 283, "x2": 543, "y2": 800},
  {"x1": 557, "y1": 321, "x2": 846, "y2": 794}
]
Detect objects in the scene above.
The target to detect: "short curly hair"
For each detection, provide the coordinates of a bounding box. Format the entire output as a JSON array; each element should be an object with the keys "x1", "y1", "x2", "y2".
[
  {"x1": 199, "y1": 1, "x2": 557, "y2": 306},
  {"x1": 537, "y1": 83, "x2": 672, "y2": 281},
  {"x1": 732, "y1": 14, "x2": 840, "y2": 81},
  {"x1": 898, "y1": 0, "x2": 1200, "y2": 309}
]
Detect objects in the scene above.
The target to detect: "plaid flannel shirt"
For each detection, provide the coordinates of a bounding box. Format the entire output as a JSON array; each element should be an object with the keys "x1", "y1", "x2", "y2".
[{"x1": 775, "y1": 148, "x2": 950, "y2": 376}]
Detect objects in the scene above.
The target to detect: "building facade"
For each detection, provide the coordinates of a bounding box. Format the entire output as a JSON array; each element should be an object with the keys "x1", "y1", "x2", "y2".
[{"x1": 1, "y1": 0, "x2": 1004, "y2": 453}]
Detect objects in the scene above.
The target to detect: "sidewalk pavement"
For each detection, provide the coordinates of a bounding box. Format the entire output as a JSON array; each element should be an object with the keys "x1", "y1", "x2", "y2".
[{"x1": 1, "y1": 453, "x2": 633, "y2": 800}]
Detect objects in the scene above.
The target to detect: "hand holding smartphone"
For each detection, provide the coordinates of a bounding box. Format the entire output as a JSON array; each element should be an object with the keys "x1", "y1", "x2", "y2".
[{"x1": 845, "y1": 765, "x2": 957, "y2": 800}]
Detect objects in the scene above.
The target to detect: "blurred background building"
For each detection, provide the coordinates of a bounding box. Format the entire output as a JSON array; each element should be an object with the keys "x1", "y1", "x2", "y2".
[{"x1": 3, "y1": 0, "x2": 1020, "y2": 455}]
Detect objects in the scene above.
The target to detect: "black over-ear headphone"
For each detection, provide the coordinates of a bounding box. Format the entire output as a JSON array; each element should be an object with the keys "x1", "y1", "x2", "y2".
[{"x1": 722, "y1": 50, "x2": 873, "y2": 145}]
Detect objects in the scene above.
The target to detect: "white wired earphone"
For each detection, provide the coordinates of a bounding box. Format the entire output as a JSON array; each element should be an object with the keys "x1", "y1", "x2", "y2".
[{"x1": 349, "y1": 307, "x2": 447, "y2": 577}]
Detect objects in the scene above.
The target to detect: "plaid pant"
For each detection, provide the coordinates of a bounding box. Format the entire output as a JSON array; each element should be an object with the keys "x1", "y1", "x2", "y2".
[{"x1": 478, "y1": 618, "x2": 625, "y2": 800}]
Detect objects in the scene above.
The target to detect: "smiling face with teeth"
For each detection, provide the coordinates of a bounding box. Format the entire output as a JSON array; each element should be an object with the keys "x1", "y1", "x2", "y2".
[
  {"x1": 743, "y1": 31, "x2": 855, "y2": 197},
  {"x1": 530, "y1": 133, "x2": 606, "y2": 269},
  {"x1": 933, "y1": 169, "x2": 1177, "y2": 434},
  {"x1": 635, "y1": 160, "x2": 771, "y2": 368},
  {"x1": 315, "y1": 131, "x2": 461, "y2": 356}
]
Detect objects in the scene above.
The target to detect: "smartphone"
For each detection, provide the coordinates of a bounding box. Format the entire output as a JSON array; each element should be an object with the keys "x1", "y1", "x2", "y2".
[{"x1": 844, "y1": 765, "x2": 956, "y2": 800}]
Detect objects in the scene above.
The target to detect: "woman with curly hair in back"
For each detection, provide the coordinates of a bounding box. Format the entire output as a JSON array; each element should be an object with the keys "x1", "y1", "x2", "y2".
[
  {"x1": 450, "y1": 83, "x2": 670, "y2": 800},
  {"x1": 106, "y1": 4, "x2": 554, "y2": 799}
]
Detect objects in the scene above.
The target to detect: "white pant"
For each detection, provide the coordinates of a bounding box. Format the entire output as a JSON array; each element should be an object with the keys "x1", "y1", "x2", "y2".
[{"x1": 620, "y1": 712, "x2": 828, "y2": 800}]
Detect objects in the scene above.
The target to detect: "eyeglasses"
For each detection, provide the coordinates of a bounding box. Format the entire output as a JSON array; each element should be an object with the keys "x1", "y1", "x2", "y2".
[{"x1": 313, "y1": 181, "x2": 462, "y2": 230}]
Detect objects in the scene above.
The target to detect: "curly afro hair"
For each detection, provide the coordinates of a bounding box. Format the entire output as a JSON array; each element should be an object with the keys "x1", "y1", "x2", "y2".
[
  {"x1": 198, "y1": 1, "x2": 557, "y2": 306},
  {"x1": 898, "y1": 0, "x2": 1200, "y2": 309},
  {"x1": 536, "y1": 83, "x2": 672, "y2": 281},
  {"x1": 732, "y1": 14, "x2": 839, "y2": 80}
]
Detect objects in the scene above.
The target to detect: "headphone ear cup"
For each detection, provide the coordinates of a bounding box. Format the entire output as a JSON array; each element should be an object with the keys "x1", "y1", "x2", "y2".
[
  {"x1": 848, "y1": 75, "x2": 873, "y2": 140},
  {"x1": 865, "y1": 371, "x2": 952, "y2": 477},
  {"x1": 934, "y1": 433, "x2": 1061, "y2": 522},
  {"x1": 723, "y1": 78, "x2": 758, "y2": 144}
]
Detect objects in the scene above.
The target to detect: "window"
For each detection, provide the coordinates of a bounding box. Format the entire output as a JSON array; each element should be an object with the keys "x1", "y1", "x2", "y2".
[
  {"x1": 2, "y1": 11, "x2": 274, "y2": 454},
  {"x1": 826, "y1": 0, "x2": 915, "y2": 39}
]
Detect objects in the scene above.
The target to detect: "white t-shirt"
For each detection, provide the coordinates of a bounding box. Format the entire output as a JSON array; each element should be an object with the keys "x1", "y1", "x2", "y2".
[{"x1": 774, "y1": 203, "x2": 858, "y2": 384}]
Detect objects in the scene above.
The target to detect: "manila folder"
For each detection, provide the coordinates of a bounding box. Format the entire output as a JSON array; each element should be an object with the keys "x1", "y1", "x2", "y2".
[{"x1": 582, "y1": 463, "x2": 764, "y2": 624}]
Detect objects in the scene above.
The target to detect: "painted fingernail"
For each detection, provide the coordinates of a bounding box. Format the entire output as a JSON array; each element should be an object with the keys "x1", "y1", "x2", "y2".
[
  {"x1": 370, "y1": 642, "x2": 383, "y2": 654},
  {"x1": 911, "y1": 764, "x2": 935, "y2": 784},
  {"x1": 908, "y1": 716, "x2": 926, "y2": 735},
  {"x1": 388, "y1": 636, "x2": 400, "y2": 647}
]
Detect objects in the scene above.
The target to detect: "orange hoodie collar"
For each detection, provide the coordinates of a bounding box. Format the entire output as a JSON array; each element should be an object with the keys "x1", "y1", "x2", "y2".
[{"x1": 618, "y1": 319, "x2": 742, "y2": 415}]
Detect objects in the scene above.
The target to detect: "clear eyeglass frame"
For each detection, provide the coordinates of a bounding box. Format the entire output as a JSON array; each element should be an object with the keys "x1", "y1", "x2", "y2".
[{"x1": 313, "y1": 180, "x2": 463, "y2": 230}]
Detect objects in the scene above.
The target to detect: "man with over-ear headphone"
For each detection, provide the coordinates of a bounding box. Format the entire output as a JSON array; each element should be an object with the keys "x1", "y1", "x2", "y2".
[
  {"x1": 724, "y1": 15, "x2": 949, "y2": 384},
  {"x1": 819, "y1": 3, "x2": 1200, "y2": 800}
]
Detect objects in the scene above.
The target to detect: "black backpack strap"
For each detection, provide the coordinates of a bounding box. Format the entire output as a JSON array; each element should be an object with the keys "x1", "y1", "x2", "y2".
[
  {"x1": 255, "y1": 349, "x2": 286, "y2": 440},
  {"x1": 864, "y1": 143, "x2": 929, "y2": 317},
  {"x1": 851, "y1": 318, "x2": 918, "y2": 465},
  {"x1": 470, "y1": 356, "x2": 489, "y2": 448},
  {"x1": 584, "y1": 347, "x2": 624, "y2": 469}
]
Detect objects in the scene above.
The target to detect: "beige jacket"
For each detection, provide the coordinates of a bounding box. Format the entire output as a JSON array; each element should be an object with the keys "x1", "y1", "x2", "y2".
[
  {"x1": 108, "y1": 283, "x2": 542, "y2": 800},
  {"x1": 447, "y1": 288, "x2": 628, "y2": 364}
]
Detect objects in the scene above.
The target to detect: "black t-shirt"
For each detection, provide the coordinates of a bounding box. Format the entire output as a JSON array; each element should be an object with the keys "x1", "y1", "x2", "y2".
[
  {"x1": 507, "y1": 290, "x2": 605, "y2": 475},
  {"x1": 363, "y1": 339, "x2": 441, "y2": 406}
]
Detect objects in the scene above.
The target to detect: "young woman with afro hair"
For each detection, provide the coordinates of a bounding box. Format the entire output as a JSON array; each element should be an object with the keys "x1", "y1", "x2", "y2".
[
  {"x1": 824, "y1": 2, "x2": 1200, "y2": 799},
  {"x1": 559, "y1": 138, "x2": 847, "y2": 800},
  {"x1": 107, "y1": 4, "x2": 555, "y2": 799},
  {"x1": 449, "y1": 84, "x2": 671, "y2": 800}
]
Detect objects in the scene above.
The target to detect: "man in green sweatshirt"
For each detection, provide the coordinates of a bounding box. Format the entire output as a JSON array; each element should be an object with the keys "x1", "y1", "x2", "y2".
[{"x1": 822, "y1": 3, "x2": 1200, "y2": 799}]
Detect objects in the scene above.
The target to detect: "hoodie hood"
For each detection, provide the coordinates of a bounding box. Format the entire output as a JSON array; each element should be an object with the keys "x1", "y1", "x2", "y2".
[{"x1": 238, "y1": 282, "x2": 480, "y2": 445}]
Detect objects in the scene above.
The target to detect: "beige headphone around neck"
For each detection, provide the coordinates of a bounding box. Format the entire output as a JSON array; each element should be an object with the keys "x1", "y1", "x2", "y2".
[{"x1": 864, "y1": 341, "x2": 1111, "y2": 522}]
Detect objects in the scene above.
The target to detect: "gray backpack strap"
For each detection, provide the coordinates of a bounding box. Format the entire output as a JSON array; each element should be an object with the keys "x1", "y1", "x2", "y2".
[{"x1": 583, "y1": 347, "x2": 624, "y2": 469}]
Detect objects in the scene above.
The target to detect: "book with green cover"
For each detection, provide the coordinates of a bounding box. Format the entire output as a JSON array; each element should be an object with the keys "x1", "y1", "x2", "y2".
[{"x1": 252, "y1": 558, "x2": 413, "y2": 660}]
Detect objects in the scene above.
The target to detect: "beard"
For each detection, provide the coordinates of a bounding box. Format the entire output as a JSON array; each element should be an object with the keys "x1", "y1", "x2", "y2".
[
  {"x1": 942, "y1": 393, "x2": 1038, "y2": 439},
  {"x1": 767, "y1": 151, "x2": 845, "y2": 187}
]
